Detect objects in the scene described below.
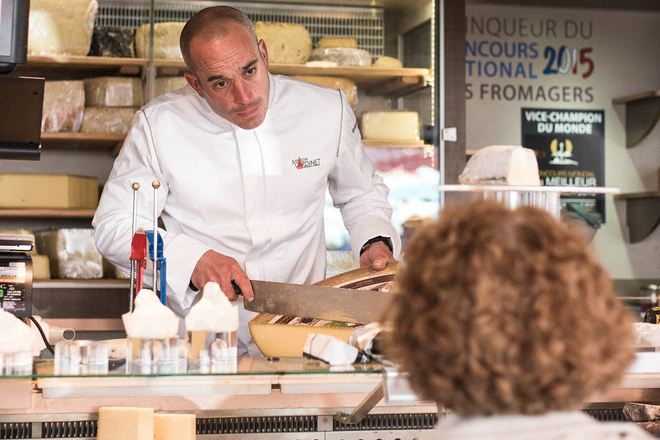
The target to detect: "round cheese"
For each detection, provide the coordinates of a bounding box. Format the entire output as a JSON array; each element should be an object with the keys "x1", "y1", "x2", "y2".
[
  {"x1": 294, "y1": 76, "x2": 358, "y2": 106},
  {"x1": 134, "y1": 22, "x2": 185, "y2": 60},
  {"x1": 317, "y1": 36, "x2": 358, "y2": 49},
  {"x1": 308, "y1": 48, "x2": 372, "y2": 67}
]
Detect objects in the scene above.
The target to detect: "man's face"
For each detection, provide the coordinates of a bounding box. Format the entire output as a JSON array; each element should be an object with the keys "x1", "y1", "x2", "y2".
[{"x1": 184, "y1": 23, "x2": 270, "y2": 130}]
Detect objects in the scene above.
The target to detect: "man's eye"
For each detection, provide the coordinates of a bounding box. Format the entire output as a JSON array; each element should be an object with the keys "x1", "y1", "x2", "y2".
[
  {"x1": 246, "y1": 68, "x2": 256, "y2": 76},
  {"x1": 215, "y1": 81, "x2": 227, "y2": 89}
]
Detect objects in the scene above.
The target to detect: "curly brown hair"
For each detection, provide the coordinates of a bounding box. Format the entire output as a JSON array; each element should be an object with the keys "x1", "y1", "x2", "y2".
[{"x1": 383, "y1": 200, "x2": 635, "y2": 416}]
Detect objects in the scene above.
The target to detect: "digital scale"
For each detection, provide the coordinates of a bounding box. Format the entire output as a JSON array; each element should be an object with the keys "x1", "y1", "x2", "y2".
[{"x1": 0, "y1": 233, "x2": 33, "y2": 317}]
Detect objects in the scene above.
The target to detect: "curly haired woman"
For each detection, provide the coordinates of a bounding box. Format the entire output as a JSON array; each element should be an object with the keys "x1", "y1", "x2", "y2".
[{"x1": 383, "y1": 200, "x2": 652, "y2": 439}]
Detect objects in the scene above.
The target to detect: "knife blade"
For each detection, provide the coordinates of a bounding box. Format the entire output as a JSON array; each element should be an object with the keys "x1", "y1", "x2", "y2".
[{"x1": 236, "y1": 280, "x2": 391, "y2": 324}]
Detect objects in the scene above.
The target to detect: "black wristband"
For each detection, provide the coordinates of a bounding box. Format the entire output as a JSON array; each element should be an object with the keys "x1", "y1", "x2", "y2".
[{"x1": 359, "y1": 236, "x2": 393, "y2": 256}]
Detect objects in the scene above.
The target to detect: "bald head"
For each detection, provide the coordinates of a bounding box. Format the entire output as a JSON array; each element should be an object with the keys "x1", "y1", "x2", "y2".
[{"x1": 180, "y1": 6, "x2": 258, "y2": 72}]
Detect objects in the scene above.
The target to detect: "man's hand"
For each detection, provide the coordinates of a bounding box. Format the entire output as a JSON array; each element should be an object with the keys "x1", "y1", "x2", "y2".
[
  {"x1": 190, "y1": 250, "x2": 254, "y2": 302},
  {"x1": 359, "y1": 240, "x2": 396, "y2": 270}
]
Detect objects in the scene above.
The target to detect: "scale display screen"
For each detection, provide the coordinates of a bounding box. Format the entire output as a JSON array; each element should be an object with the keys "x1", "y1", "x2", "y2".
[{"x1": 0, "y1": 253, "x2": 32, "y2": 317}]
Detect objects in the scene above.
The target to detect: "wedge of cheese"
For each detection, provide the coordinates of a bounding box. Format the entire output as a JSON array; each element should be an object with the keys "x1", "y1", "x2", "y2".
[
  {"x1": 360, "y1": 111, "x2": 420, "y2": 141},
  {"x1": 249, "y1": 314, "x2": 363, "y2": 357},
  {"x1": 154, "y1": 414, "x2": 196, "y2": 440},
  {"x1": 97, "y1": 407, "x2": 154, "y2": 440},
  {"x1": 458, "y1": 145, "x2": 541, "y2": 186},
  {"x1": 254, "y1": 22, "x2": 312, "y2": 65}
]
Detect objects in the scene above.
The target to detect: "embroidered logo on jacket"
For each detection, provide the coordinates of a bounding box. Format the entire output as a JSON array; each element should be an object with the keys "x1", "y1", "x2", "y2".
[{"x1": 293, "y1": 157, "x2": 321, "y2": 169}]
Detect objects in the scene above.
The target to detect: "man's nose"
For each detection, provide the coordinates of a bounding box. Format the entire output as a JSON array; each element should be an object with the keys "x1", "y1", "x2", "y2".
[{"x1": 233, "y1": 81, "x2": 251, "y2": 104}]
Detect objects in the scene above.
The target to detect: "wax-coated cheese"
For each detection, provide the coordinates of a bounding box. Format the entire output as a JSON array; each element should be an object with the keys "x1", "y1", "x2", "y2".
[
  {"x1": 80, "y1": 107, "x2": 138, "y2": 134},
  {"x1": 360, "y1": 111, "x2": 420, "y2": 141},
  {"x1": 317, "y1": 36, "x2": 358, "y2": 49},
  {"x1": 154, "y1": 414, "x2": 196, "y2": 440},
  {"x1": 97, "y1": 407, "x2": 154, "y2": 440},
  {"x1": 254, "y1": 22, "x2": 312, "y2": 64},
  {"x1": 373, "y1": 56, "x2": 403, "y2": 69},
  {"x1": 28, "y1": 0, "x2": 98, "y2": 56},
  {"x1": 249, "y1": 314, "x2": 363, "y2": 357},
  {"x1": 42, "y1": 81, "x2": 85, "y2": 132},
  {"x1": 294, "y1": 76, "x2": 358, "y2": 107},
  {"x1": 308, "y1": 48, "x2": 372, "y2": 67},
  {"x1": 84, "y1": 77, "x2": 142, "y2": 108},
  {"x1": 134, "y1": 22, "x2": 185, "y2": 60},
  {"x1": 459, "y1": 145, "x2": 541, "y2": 186}
]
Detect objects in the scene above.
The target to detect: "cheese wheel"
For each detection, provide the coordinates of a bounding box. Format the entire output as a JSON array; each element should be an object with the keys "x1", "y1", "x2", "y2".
[
  {"x1": 373, "y1": 56, "x2": 403, "y2": 69},
  {"x1": 294, "y1": 76, "x2": 358, "y2": 107},
  {"x1": 360, "y1": 111, "x2": 420, "y2": 141},
  {"x1": 84, "y1": 77, "x2": 142, "y2": 108},
  {"x1": 309, "y1": 48, "x2": 372, "y2": 67},
  {"x1": 154, "y1": 414, "x2": 196, "y2": 440},
  {"x1": 97, "y1": 407, "x2": 154, "y2": 440},
  {"x1": 134, "y1": 22, "x2": 185, "y2": 60},
  {"x1": 27, "y1": 0, "x2": 98, "y2": 56},
  {"x1": 42, "y1": 81, "x2": 85, "y2": 132},
  {"x1": 254, "y1": 22, "x2": 312, "y2": 65},
  {"x1": 249, "y1": 314, "x2": 363, "y2": 357},
  {"x1": 154, "y1": 77, "x2": 188, "y2": 97},
  {"x1": 89, "y1": 26, "x2": 135, "y2": 57},
  {"x1": 80, "y1": 107, "x2": 139, "y2": 134},
  {"x1": 317, "y1": 36, "x2": 358, "y2": 49},
  {"x1": 458, "y1": 145, "x2": 541, "y2": 186}
]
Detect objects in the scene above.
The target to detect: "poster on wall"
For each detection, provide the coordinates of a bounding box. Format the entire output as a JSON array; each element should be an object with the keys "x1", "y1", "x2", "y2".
[{"x1": 521, "y1": 107, "x2": 605, "y2": 220}]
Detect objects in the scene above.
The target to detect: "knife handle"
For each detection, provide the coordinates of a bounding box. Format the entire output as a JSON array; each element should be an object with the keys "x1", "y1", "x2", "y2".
[{"x1": 232, "y1": 280, "x2": 243, "y2": 297}]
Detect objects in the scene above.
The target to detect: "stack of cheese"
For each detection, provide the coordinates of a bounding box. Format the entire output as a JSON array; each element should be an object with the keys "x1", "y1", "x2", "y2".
[
  {"x1": 42, "y1": 81, "x2": 85, "y2": 132},
  {"x1": 360, "y1": 110, "x2": 421, "y2": 141},
  {"x1": 80, "y1": 77, "x2": 142, "y2": 134},
  {"x1": 254, "y1": 22, "x2": 312, "y2": 64},
  {"x1": 34, "y1": 228, "x2": 103, "y2": 279},
  {"x1": 308, "y1": 36, "x2": 372, "y2": 67},
  {"x1": 97, "y1": 407, "x2": 195, "y2": 440}
]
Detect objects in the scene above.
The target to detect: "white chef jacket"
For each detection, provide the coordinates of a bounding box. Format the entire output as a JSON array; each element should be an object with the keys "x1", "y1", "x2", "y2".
[
  {"x1": 420, "y1": 411, "x2": 655, "y2": 440},
  {"x1": 93, "y1": 73, "x2": 400, "y2": 356}
]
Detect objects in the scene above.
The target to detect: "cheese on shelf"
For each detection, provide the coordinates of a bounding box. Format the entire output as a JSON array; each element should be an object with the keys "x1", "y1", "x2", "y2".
[
  {"x1": 42, "y1": 81, "x2": 85, "y2": 133},
  {"x1": 294, "y1": 76, "x2": 358, "y2": 107},
  {"x1": 135, "y1": 22, "x2": 185, "y2": 60},
  {"x1": 360, "y1": 111, "x2": 420, "y2": 141},
  {"x1": 89, "y1": 26, "x2": 135, "y2": 57},
  {"x1": 0, "y1": 174, "x2": 98, "y2": 209},
  {"x1": 27, "y1": 0, "x2": 98, "y2": 56},
  {"x1": 34, "y1": 229, "x2": 104, "y2": 280},
  {"x1": 254, "y1": 22, "x2": 312, "y2": 64},
  {"x1": 373, "y1": 56, "x2": 403, "y2": 69},
  {"x1": 317, "y1": 36, "x2": 358, "y2": 49},
  {"x1": 97, "y1": 407, "x2": 154, "y2": 440},
  {"x1": 80, "y1": 107, "x2": 138, "y2": 134},
  {"x1": 154, "y1": 414, "x2": 196, "y2": 440},
  {"x1": 458, "y1": 145, "x2": 541, "y2": 186},
  {"x1": 84, "y1": 77, "x2": 142, "y2": 108},
  {"x1": 309, "y1": 48, "x2": 372, "y2": 67},
  {"x1": 154, "y1": 77, "x2": 188, "y2": 97},
  {"x1": 249, "y1": 313, "x2": 363, "y2": 357}
]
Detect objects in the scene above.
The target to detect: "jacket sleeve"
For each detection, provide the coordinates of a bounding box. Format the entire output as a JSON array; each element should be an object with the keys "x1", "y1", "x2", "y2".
[
  {"x1": 92, "y1": 109, "x2": 211, "y2": 310},
  {"x1": 327, "y1": 91, "x2": 402, "y2": 262}
]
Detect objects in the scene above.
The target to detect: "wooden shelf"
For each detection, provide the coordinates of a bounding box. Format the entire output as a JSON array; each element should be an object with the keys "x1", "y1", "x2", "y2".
[
  {"x1": 0, "y1": 208, "x2": 96, "y2": 219},
  {"x1": 40, "y1": 132, "x2": 125, "y2": 151},
  {"x1": 13, "y1": 55, "x2": 431, "y2": 98},
  {"x1": 614, "y1": 192, "x2": 660, "y2": 243},
  {"x1": 612, "y1": 90, "x2": 660, "y2": 148}
]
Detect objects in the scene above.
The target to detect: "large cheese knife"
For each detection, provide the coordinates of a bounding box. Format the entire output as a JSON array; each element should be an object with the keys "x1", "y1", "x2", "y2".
[{"x1": 236, "y1": 280, "x2": 391, "y2": 324}]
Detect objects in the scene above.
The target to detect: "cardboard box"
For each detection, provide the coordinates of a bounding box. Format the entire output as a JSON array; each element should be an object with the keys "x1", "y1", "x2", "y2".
[{"x1": 0, "y1": 174, "x2": 98, "y2": 209}]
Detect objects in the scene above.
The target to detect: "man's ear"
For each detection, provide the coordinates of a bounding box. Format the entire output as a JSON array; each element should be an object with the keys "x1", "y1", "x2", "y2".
[
  {"x1": 184, "y1": 72, "x2": 204, "y2": 98},
  {"x1": 258, "y1": 39, "x2": 269, "y2": 69}
]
